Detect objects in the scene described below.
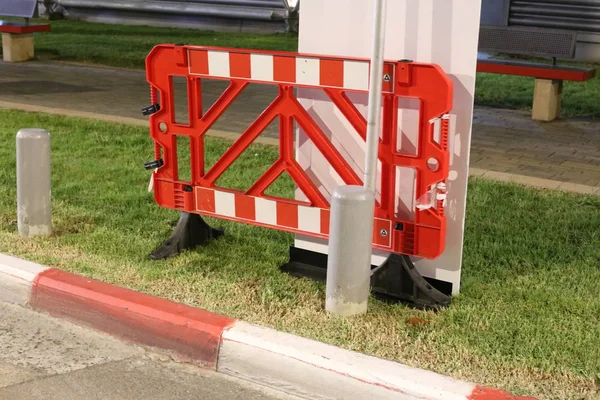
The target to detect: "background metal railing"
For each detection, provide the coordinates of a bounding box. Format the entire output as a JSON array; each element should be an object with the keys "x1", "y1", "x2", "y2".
[
  {"x1": 46, "y1": 0, "x2": 298, "y2": 33},
  {"x1": 480, "y1": 0, "x2": 600, "y2": 62},
  {"x1": 509, "y1": 0, "x2": 600, "y2": 34}
]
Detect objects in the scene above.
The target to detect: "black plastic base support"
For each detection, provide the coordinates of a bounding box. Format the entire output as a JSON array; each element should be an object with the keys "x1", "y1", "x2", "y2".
[
  {"x1": 370, "y1": 253, "x2": 451, "y2": 310},
  {"x1": 280, "y1": 246, "x2": 452, "y2": 310},
  {"x1": 149, "y1": 212, "x2": 224, "y2": 260}
]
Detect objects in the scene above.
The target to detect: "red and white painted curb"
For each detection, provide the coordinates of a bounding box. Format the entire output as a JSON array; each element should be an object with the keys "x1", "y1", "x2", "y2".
[{"x1": 0, "y1": 253, "x2": 535, "y2": 400}]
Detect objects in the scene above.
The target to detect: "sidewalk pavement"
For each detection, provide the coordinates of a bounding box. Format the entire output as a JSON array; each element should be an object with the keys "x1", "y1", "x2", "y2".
[
  {"x1": 0, "y1": 60, "x2": 598, "y2": 191},
  {"x1": 0, "y1": 302, "x2": 294, "y2": 400}
]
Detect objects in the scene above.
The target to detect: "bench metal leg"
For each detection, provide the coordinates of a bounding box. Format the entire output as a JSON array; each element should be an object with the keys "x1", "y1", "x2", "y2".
[
  {"x1": 2, "y1": 33, "x2": 35, "y2": 62},
  {"x1": 532, "y1": 78, "x2": 563, "y2": 122}
]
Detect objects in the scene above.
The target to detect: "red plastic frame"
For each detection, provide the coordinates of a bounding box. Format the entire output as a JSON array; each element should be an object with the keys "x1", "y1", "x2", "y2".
[{"x1": 145, "y1": 45, "x2": 453, "y2": 259}]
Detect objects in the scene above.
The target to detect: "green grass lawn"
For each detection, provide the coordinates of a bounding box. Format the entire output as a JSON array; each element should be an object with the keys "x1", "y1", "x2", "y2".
[
  {"x1": 28, "y1": 19, "x2": 297, "y2": 69},
  {"x1": 0, "y1": 109, "x2": 599, "y2": 399},
  {"x1": 12, "y1": 18, "x2": 600, "y2": 118}
]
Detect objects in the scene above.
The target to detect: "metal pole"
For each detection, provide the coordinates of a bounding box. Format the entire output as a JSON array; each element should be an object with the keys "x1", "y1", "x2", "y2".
[
  {"x1": 17, "y1": 129, "x2": 52, "y2": 238},
  {"x1": 325, "y1": 186, "x2": 375, "y2": 316},
  {"x1": 364, "y1": 0, "x2": 387, "y2": 192},
  {"x1": 325, "y1": 0, "x2": 387, "y2": 316}
]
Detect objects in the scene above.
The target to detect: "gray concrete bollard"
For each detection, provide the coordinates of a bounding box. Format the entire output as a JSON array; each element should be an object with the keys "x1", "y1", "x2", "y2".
[
  {"x1": 325, "y1": 186, "x2": 375, "y2": 316},
  {"x1": 16, "y1": 129, "x2": 52, "y2": 238}
]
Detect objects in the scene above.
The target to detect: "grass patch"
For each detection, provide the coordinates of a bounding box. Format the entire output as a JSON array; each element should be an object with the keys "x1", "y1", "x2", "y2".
[{"x1": 1, "y1": 110, "x2": 600, "y2": 398}]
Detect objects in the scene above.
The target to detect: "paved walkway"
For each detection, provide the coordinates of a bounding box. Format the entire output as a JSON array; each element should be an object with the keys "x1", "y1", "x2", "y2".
[
  {"x1": 0, "y1": 302, "x2": 293, "y2": 400},
  {"x1": 1, "y1": 61, "x2": 598, "y2": 191}
]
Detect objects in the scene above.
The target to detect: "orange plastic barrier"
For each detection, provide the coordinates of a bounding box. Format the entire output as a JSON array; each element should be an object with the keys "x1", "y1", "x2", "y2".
[{"x1": 144, "y1": 44, "x2": 453, "y2": 259}]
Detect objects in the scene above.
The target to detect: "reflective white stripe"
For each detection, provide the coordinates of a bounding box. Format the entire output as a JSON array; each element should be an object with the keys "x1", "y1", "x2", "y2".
[
  {"x1": 208, "y1": 51, "x2": 231, "y2": 78},
  {"x1": 296, "y1": 57, "x2": 320, "y2": 86},
  {"x1": 250, "y1": 54, "x2": 274, "y2": 82},
  {"x1": 255, "y1": 197, "x2": 277, "y2": 226},
  {"x1": 297, "y1": 205, "x2": 321, "y2": 233},
  {"x1": 215, "y1": 191, "x2": 236, "y2": 217},
  {"x1": 343, "y1": 60, "x2": 370, "y2": 91}
]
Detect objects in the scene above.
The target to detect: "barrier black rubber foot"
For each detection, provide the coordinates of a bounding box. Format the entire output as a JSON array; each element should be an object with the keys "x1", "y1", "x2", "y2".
[
  {"x1": 280, "y1": 246, "x2": 451, "y2": 310},
  {"x1": 149, "y1": 212, "x2": 223, "y2": 260},
  {"x1": 370, "y1": 253, "x2": 451, "y2": 310}
]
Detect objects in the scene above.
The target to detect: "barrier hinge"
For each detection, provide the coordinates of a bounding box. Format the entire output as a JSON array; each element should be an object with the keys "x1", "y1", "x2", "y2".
[
  {"x1": 144, "y1": 159, "x2": 164, "y2": 170},
  {"x1": 397, "y1": 59, "x2": 413, "y2": 85},
  {"x1": 174, "y1": 43, "x2": 189, "y2": 66},
  {"x1": 141, "y1": 104, "x2": 161, "y2": 116}
]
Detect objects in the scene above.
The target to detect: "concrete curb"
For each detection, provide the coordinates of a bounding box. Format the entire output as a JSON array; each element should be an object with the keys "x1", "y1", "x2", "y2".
[
  {"x1": 0, "y1": 254, "x2": 535, "y2": 400},
  {"x1": 0, "y1": 254, "x2": 50, "y2": 305},
  {"x1": 31, "y1": 268, "x2": 235, "y2": 368}
]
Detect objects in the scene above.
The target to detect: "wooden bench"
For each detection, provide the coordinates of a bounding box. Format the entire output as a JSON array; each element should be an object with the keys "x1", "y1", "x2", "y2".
[
  {"x1": 0, "y1": 0, "x2": 51, "y2": 62},
  {"x1": 477, "y1": 24, "x2": 597, "y2": 122},
  {"x1": 476, "y1": 59, "x2": 596, "y2": 122}
]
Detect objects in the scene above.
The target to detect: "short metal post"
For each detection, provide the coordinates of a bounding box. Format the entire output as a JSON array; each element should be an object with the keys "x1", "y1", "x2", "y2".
[
  {"x1": 17, "y1": 129, "x2": 52, "y2": 238},
  {"x1": 325, "y1": 0, "x2": 387, "y2": 316},
  {"x1": 325, "y1": 186, "x2": 375, "y2": 316}
]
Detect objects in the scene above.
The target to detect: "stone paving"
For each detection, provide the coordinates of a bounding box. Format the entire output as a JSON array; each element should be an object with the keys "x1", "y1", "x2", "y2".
[
  {"x1": 472, "y1": 109, "x2": 600, "y2": 187},
  {"x1": 0, "y1": 60, "x2": 598, "y2": 188}
]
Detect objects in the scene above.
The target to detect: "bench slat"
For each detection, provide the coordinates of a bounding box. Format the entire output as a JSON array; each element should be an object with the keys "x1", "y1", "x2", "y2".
[
  {"x1": 477, "y1": 59, "x2": 596, "y2": 82},
  {"x1": 0, "y1": 21, "x2": 51, "y2": 34}
]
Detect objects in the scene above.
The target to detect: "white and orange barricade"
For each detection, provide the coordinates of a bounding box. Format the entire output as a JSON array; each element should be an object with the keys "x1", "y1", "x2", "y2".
[{"x1": 143, "y1": 44, "x2": 454, "y2": 308}]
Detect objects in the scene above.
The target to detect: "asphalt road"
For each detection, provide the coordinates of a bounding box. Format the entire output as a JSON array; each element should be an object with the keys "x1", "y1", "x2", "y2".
[{"x1": 0, "y1": 302, "x2": 296, "y2": 400}]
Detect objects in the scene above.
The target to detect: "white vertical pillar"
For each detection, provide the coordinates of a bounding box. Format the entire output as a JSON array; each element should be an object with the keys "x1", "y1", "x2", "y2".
[{"x1": 296, "y1": 0, "x2": 483, "y2": 295}]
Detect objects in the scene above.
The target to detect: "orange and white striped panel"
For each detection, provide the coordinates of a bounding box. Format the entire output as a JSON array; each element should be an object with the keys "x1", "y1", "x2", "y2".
[
  {"x1": 195, "y1": 187, "x2": 392, "y2": 249},
  {"x1": 188, "y1": 48, "x2": 383, "y2": 93}
]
